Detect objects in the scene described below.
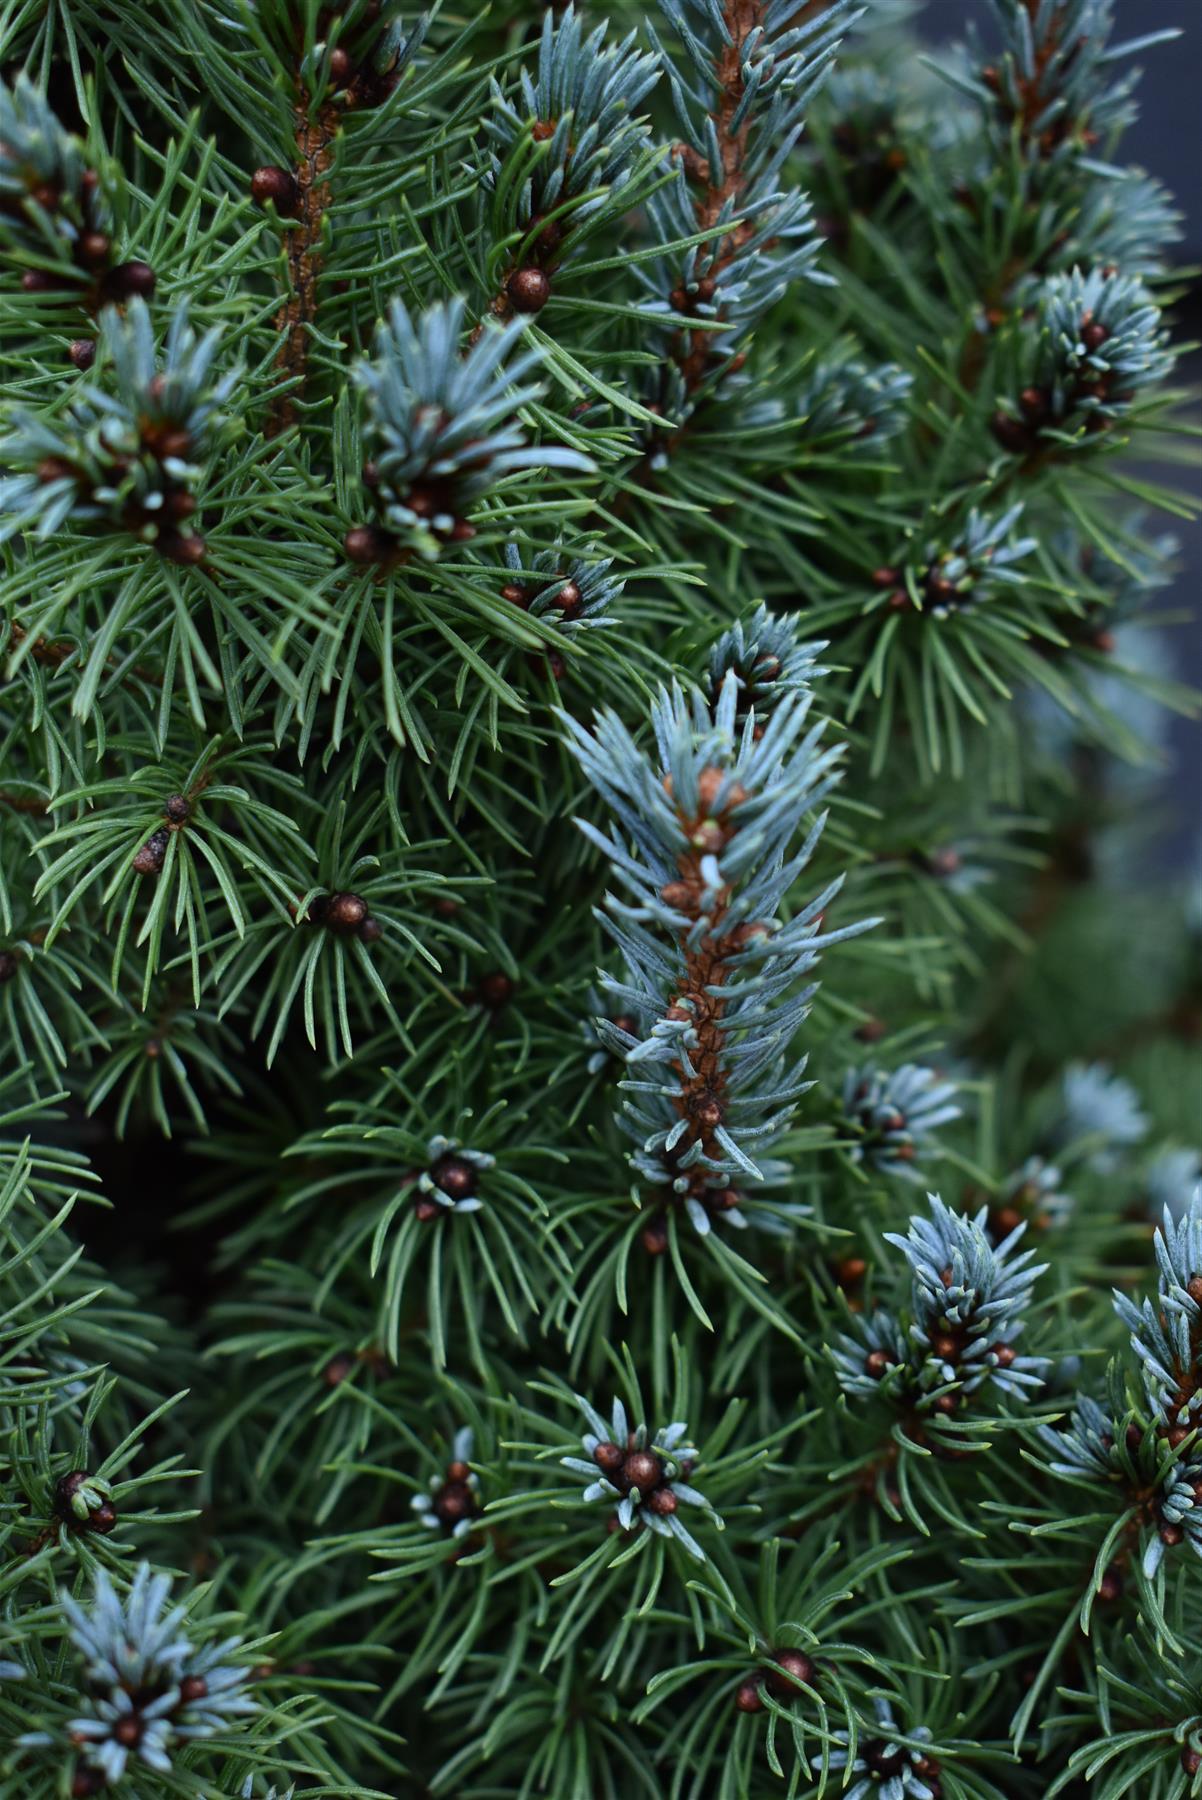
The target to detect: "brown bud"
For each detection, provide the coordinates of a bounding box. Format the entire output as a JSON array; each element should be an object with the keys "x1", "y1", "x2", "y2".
[
  {"x1": 358, "y1": 916, "x2": 383, "y2": 944},
  {"x1": 506, "y1": 267, "x2": 551, "y2": 314},
  {"x1": 132, "y1": 828, "x2": 170, "y2": 875},
  {"x1": 54, "y1": 1471, "x2": 90, "y2": 1515},
  {"x1": 445, "y1": 1460, "x2": 471, "y2": 1484},
  {"x1": 1186, "y1": 1274, "x2": 1202, "y2": 1304},
  {"x1": 113, "y1": 1716, "x2": 142, "y2": 1747},
  {"x1": 21, "y1": 268, "x2": 59, "y2": 292},
  {"x1": 429, "y1": 1154, "x2": 476, "y2": 1202},
  {"x1": 76, "y1": 229, "x2": 110, "y2": 267},
  {"x1": 1081, "y1": 319, "x2": 1109, "y2": 352},
  {"x1": 735, "y1": 1678, "x2": 764, "y2": 1713},
  {"x1": 556, "y1": 580, "x2": 583, "y2": 618},
  {"x1": 645, "y1": 1484, "x2": 677, "y2": 1516},
  {"x1": 161, "y1": 532, "x2": 206, "y2": 566},
  {"x1": 865, "y1": 1349, "x2": 891, "y2": 1379},
  {"x1": 593, "y1": 1441, "x2": 624, "y2": 1475},
  {"x1": 68, "y1": 338, "x2": 96, "y2": 371},
  {"x1": 90, "y1": 1500, "x2": 118, "y2": 1534},
  {"x1": 622, "y1": 1449, "x2": 661, "y2": 1493},
  {"x1": 659, "y1": 881, "x2": 693, "y2": 910},
  {"x1": 1096, "y1": 1566, "x2": 1123, "y2": 1603},
  {"x1": 344, "y1": 524, "x2": 389, "y2": 565},
  {"x1": 251, "y1": 165, "x2": 299, "y2": 213},
  {"x1": 769, "y1": 1649, "x2": 816, "y2": 1696},
  {"x1": 477, "y1": 970, "x2": 514, "y2": 1009},
  {"x1": 101, "y1": 260, "x2": 157, "y2": 302},
  {"x1": 1182, "y1": 1746, "x2": 1201, "y2": 1777},
  {"x1": 1159, "y1": 1523, "x2": 1185, "y2": 1547},
  {"x1": 324, "y1": 1352, "x2": 355, "y2": 1386},
  {"x1": 641, "y1": 1216, "x2": 669, "y2": 1256},
  {"x1": 324, "y1": 891, "x2": 368, "y2": 933},
  {"x1": 989, "y1": 1342, "x2": 1016, "y2": 1368},
  {"x1": 991, "y1": 410, "x2": 1032, "y2": 454},
  {"x1": 414, "y1": 1196, "x2": 441, "y2": 1222},
  {"x1": 163, "y1": 794, "x2": 190, "y2": 824},
  {"x1": 696, "y1": 766, "x2": 726, "y2": 813},
  {"x1": 328, "y1": 45, "x2": 354, "y2": 84},
  {"x1": 178, "y1": 1674, "x2": 208, "y2": 1704},
  {"x1": 433, "y1": 1480, "x2": 475, "y2": 1525},
  {"x1": 501, "y1": 582, "x2": 529, "y2": 606}
]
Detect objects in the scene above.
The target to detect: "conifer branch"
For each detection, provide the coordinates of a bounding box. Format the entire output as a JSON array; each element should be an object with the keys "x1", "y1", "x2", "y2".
[{"x1": 563, "y1": 649, "x2": 876, "y2": 1248}]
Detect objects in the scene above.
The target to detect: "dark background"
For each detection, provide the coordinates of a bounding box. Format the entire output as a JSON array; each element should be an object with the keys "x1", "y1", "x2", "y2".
[{"x1": 919, "y1": 1, "x2": 1201, "y2": 870}]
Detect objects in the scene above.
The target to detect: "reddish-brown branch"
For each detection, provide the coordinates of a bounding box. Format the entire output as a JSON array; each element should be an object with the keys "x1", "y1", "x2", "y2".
[
  {"x1": 655, "y1": 769, "x2": 764, "y2": 1196},
  {"x1": 5, "y1": 620, "x2": 163, "y2": 691},
  {"x1": 6, "y1": 621, "x2": 73, "y2": 669},
  {"x1": 671, "y1": 0, "x2": 764, "y2": 393},
  {"x1": 267, "y1": 102, "x2": 340, "y2": 437}
]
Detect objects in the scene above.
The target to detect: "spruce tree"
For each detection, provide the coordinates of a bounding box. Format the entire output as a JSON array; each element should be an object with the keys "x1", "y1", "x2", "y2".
[{"x1": 0, "y1": 1, "x2": 1198, "y2": 1796}]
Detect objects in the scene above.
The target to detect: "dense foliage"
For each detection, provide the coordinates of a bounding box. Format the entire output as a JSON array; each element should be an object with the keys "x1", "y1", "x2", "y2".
[{"x1": 0, "y1": 1, "x2": 1198, "y2": 1796}]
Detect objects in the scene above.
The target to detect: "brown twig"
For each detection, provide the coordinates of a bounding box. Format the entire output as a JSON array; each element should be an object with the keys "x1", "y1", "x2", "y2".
[
  {"x1": 644, "y1": 769, "x2": 769, "y2": 1230},
  {"x1": 669, "y1": 0, "x2": 764, "y2": 395},
  {"x1": 5, "y1": 620, "x2": 164, "y2": 691},
  {"x1": 267, "y1": 101, "x2": 340, "y2": 437}
]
